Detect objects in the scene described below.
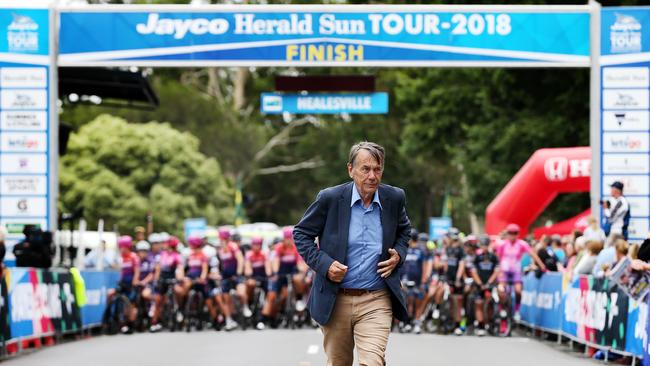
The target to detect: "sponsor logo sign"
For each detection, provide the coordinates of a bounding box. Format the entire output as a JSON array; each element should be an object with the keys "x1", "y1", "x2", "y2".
[
  {"x1": 0, "y1": 89, "x2": 47, "y2": 110},
  {"x1": 1, "y1": 111, "x2": 47, "y2": 131},
  {"x1": 0, "y1": 175, "x2": 46, "y2": 195},
  {"x1": 603, "y1": 89, "x2": 649, "y2": 110}
]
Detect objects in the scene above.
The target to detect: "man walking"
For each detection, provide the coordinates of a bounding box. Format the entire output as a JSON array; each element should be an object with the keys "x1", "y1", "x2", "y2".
[{"x1": 294, "y1": 141, "x2": 411, "y2": 366}]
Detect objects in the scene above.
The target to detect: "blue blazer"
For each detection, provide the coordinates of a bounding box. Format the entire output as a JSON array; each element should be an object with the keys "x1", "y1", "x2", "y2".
[{"x1": 294, "y1": 181, "x2": 411, "y2": 325}]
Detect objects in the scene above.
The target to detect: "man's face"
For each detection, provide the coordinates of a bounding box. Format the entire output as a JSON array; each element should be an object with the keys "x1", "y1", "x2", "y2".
[
  {"x1": 611, "y1": 187, "x2": 622, "y2": 198},
  {"x1": 348, "y1": 149, "x2": 382, "y2": 199}
]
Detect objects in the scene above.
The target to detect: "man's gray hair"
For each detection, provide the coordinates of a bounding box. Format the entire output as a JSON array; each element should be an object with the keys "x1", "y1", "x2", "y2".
[{"x1": 348, "y1": 141, "x2": 385, "y2": 168}]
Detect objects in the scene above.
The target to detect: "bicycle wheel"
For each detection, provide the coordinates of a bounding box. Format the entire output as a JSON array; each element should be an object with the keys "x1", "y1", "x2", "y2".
[{"x1": 185, "y1": 291, "x2": 195, "y2": 333}]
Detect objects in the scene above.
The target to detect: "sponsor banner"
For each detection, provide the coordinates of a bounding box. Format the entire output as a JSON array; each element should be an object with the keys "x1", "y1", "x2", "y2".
[
  {"x1": 261, "y1": 92, "x2": 388, "y2": 114},
  {"x1": 602, "y1": 132, "x2": 649, "y2": 153},
  {"x1": 521, "y1": 272, "x2": 563, "y2": 330},
  {"x1": 7, "y1": 268, "x2": 82, "y2": 339},
  {"x1": 0, "y1": 8, "x2": 49, "y2": 57},
  {"x1": 79, "y1": 270, "x2": 119, "y2": 327},
  {"x1": 602, "y1": 175, "x2": 649, "y2": 196},
  {"x1": 0, "y1": 275, "x2": 10, "y2": 342},
  {"x1": 561, "y1": 276, "x2": 628, "y2": 350},
  {"x1": 58, "y1": 9, "x2": 590, "y2": 66},
  {"x1": 0, "y1": 218, "x2": 46, "y2": 234},
  {"x1": 602, "y1": 89, "x2": 649, "y2": 110},
  {"x1": 603, "y1": 111, "x2": 649, "y2": 132},
  {"x1": 0, "y1": 196, "x2": 47, "y2": 217},
  {"x1": 1, "y1": 111, "x2": 47, "y2": 131},
  {"x1": 0, "y1": 89, "x2": 47, "y2": 110},
  {"x1": 625, "y1": 299, "x2": 648, "y2": 356},
  {"x1": 602, "y1": 154, "x2": 648, "y2": 174},
  {"x1": 627, "y1": 197, "x2": 650, "y2": 217},
  {"x1": 429, "y1": 217, "x2": 452, "y2": 240},
  {"x1": 0, "y1": 153, "x2": 47, "y2": 174},
  {"x1": 602, "y1": 67, "x2": 649, "y2": 88},
  {"x1": 184, "y1": 218, "x2": 207, "y2": 241},
  {"x1": 0, "y1": 175, "x2": 47, "y2": 195},
  {"x1": 601, "y1": 8, "x2": 650, "y2": 58},
  {"x1": 628, "y1": 218, "x2": 650, "y2": 240},
  {"x1": 0, "y1": 132, "x2": 47, "y2": 152},
  {"x1": 0, "y1": 67, "x2": 46, "y2": 88}
]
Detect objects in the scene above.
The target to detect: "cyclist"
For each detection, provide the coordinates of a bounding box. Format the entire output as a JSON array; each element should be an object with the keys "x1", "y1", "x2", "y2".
[
  {"x1": 495, "y1": 224, "x2": 546, "y2": 322},
  {"x1": 470, "y1": 235, "x2": 499, "y2": 336},
  {"x1": 114, "y1": 235, "x2": 140, "y2": 334},
  {"x1": 135, "y1": 240, "x2": 155, "y2": 317},
  {"x1": 215, "y1": 228, "x2": 246, "y2": 331},
  {"x1": 262, "y1": 227, "x2": 303, "y2": 326},
  {"x1": 178, "y1": 236, "x2": 208, "y2": 308},
  {"x1": 441, "y1": 228, "x2": 466, "y2": 336},
  {"x1": 244, "y1": 236, "x2": 272, "y2": 330},
  {"x1": 149, "y1": 235, "x2": 183, "y2": 333},
  {"x1": 283, "y1": 227, "x2": 310, "y2": 314},
  {"x1": 456, "y1": 235, "x2": 480, "y2": 335},
  {"x1": 400, "y1": 229, "x2": 432, "y2": 334}
]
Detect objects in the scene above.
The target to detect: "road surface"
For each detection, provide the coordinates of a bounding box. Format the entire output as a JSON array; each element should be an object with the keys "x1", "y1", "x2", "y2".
[{"x1": 5, "y1": 329, "x2": 599, "y2": 366}]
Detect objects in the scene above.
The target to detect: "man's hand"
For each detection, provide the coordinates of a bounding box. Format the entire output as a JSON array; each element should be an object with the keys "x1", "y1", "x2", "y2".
[
  {"x1": 377, "y1": 248, "x2": 400, "y2": 278},
  {"x1": 327, "y1": 261, "x2": 348, "y2": 283}
]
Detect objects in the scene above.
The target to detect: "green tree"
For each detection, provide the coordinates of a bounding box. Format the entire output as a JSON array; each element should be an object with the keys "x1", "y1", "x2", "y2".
[{"x1": 59, "y1": 114, "x2": 234, "y2": 235}]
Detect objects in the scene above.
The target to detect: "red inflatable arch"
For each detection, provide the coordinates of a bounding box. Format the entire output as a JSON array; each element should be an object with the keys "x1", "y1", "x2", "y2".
[{"x1": 485, "y1": 147, "x2": 591, "y2": 237}]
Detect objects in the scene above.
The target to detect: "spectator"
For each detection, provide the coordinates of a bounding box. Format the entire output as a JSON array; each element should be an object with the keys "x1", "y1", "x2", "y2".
[
  {"x1": 84, "y1": 240, "x2": 118, "y2": 269},
  {"x1": 591, "y1": 234, "x2": 623, "y2": 278},
  {"x1": 536, "y1": 236, "x2": 562, "y2": 272},
  {"x1": 573, "y1": 240, "x2": 603, "y2": 276},
  {"x1": 563, "y1": 239, "x2": 578, "y2": 275},
  {"x1": 631, "y1": 233, "x2": 650, "y2": 271},
  {"x1": 602, "y1": 181, "x2": 630, "y2": 241},
  {"x1": 583, "y1": 216, "x2": 606, "y2": 243},
  {"x1": 551, "y1": 235, "x2": 566, "y2": 264}
]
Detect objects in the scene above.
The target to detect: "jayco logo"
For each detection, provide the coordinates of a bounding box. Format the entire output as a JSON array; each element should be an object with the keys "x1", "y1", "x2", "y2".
[
  {"x1": 544, "y1": 157, "x2": 590, "y2": 182},
  {"x1": 610, "y1": 13, "x2": 642, "y2": 54},
  {"x1": 7, "y1": 13, "x2": 39, "y2": 52},
  {"x1": 136, "y1": 13, "x2": 229, "y2": 39}
]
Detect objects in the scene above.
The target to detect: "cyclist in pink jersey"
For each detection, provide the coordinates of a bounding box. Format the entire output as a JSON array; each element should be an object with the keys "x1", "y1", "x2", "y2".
[
  {"x1": 494, "y1": 224, "x2": 545, "y2": 320},
  {"x1": 150, "y1": 236, "x2": 184, "y2": 332}
]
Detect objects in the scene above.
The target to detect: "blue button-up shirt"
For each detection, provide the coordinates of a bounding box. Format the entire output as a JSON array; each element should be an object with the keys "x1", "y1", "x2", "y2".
[{"x1": 340, "y1": 186, "x2": 385, "y2": 290}]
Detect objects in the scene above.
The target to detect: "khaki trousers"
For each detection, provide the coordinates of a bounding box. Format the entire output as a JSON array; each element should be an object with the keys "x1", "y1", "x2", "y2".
[{"x1": 321, "y1": 289, "x2": 393, "y2": 366}]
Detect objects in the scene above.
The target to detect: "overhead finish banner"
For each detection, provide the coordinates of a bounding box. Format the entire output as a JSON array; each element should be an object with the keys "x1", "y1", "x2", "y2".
[{"x1": 58, "y1": 5, "x2": 590, "y2": 67}]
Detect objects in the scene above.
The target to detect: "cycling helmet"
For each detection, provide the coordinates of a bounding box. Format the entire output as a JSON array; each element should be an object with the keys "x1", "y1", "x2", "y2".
[
  {"x1": 231, "y1": 232, "x2": 242, "y2": 242},
  {"x1": 417, "y1": 233, "x2": 429, "y2": 243},
  {"x1": 506, "y1": 223, "x2": 520, "y2": 234},
  {"x1": 159, "y1": 232, "x2": 170, "y2": 243},
  {"x1": 479, "y1": 235, "x2": 491, "y2": 247},
  {"x1": 251, "y1": 237, "x2": 263, "y2": 247},
  {"x1": 218, "y1": 228, "x2": 230, "y2": 240},
  {"x1": 464, "y1": 234, "x2": 478, "y2": 244},
  {"x1": 135, "y1": 240, "x2": 150, "y2": 251},
  {"x1": 168, "y1": 236, "x2": 180, "y2": 249},
  {"x1": 410, "y1": 228, "x2": 419, "y2": 241},
  {"x1": 118, "y1": 235, "x2": 133, "y2": 249},
  {"x1": 187, "y1": 235, "x2": 203, "y2": 249},
  {"x1": 447, "y1": 227, "x2": 460, "y2": 240},
  {"x1": 148, "y1": 233, "x2": 160, "y2": 243},
  {"x1": 283, "y1": 226, "x2": 293, "y2": 240}
]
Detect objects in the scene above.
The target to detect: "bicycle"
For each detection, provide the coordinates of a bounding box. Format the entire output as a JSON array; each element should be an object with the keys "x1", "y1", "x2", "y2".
[
  {"x1": 160, "y1": 278, "x2": 181, "y2": 332},
  {"x1": 133, "y1": 284, "x2": 151, "y2": 332},
  {"x1": 421, "y1": 280, "x2": 453, "y2": 334},
  {"x1": 102, "y1": 284, "x2": 131, "y2": 335},
  {"x1": 493, "y1": 275, "x2": 517, "y2": 337},
  {"x1": 183, "y1": 280, "x2": 207, "y2": 332}
]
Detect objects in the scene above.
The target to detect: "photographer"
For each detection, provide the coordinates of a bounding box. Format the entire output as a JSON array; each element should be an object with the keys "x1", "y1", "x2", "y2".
[
  {"x1": 13, "y1": 225, "x2": 53, "y2": 268},
  {"x1": 602, "y1": 181, "x2": 630, "y2": 241}
]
